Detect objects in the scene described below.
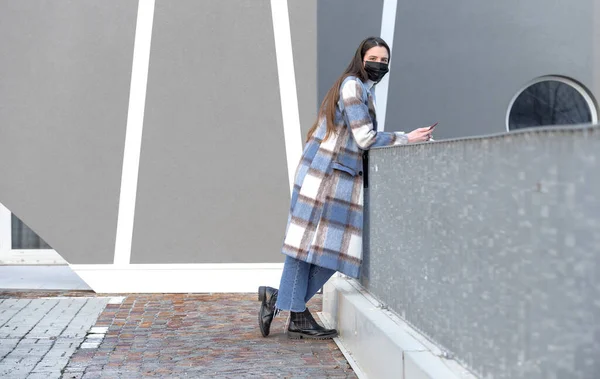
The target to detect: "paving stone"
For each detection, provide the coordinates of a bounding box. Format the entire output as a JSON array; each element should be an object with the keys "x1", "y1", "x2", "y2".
[
  {"x1": 26, "y1": 298, "x2": 88, "y2": 339},
  {"x1": 72, "y1": 293, "x2": 355, "y2": 377},
  {"x1": 0, "y1": 291, "x2": 357, "y2": 378},
  {"x1": 89, "y1": 326, "x2": 109, "y2": 334},
  {"x1": 81, "y1": 342, "x2": 101, "y2": 349},
  {"x1": 0, "y1": 337, "x2": 19, "y2": 358},
  {"x1": 28, "y1": 372, "x2": 63, "y2": 379},
  {"x1": 0, "y1": 294, "x2": 109, "y2": 378},
  {"x1": 0, "y1": 299, "x2": 32, "y2": 327},
  {"x1": 0, "y1": 299, "x2": 58, "y2": 339}
]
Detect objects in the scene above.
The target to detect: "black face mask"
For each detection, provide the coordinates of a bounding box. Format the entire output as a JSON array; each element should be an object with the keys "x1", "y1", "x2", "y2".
[{"x1": 364, "y1": 61, "x2": 389, "y2": 83}]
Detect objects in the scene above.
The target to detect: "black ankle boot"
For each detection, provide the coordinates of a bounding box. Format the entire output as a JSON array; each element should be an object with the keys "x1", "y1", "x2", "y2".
[
  {"x1": 287, "y1": 308, "x2": 338, "y2": 340},
  {"x1": 258, "y1": 286, "x2": 278, "y2": 337}
]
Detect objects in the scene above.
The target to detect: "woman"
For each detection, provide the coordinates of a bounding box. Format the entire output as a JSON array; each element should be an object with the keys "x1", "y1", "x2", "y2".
[{"x1": 258, "y1": 37, "x2": 434, "y2": 340}]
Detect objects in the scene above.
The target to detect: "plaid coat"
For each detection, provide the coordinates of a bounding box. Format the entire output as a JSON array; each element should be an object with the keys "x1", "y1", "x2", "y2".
[{"x1": 281, "y1": 76, "x2": 408, "y2": 278}]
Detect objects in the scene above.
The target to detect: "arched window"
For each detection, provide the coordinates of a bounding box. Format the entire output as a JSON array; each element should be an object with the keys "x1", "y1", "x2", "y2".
[{"x1": 507, "y1": 76, "x2": 597, "y2": 131}]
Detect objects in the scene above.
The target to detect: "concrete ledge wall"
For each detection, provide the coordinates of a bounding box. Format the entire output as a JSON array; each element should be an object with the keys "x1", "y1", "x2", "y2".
[
  {"x1": 362, "y1": 125, "x2": 600, "y2": 379},
  {"x1": 322, "y1": 276, "x2": 477, "y2": 379}
]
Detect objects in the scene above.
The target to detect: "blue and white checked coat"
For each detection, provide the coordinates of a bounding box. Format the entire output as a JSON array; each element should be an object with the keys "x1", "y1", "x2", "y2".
[{"x1": 281, "y1": 76, "x2": 408, "y2": 278}]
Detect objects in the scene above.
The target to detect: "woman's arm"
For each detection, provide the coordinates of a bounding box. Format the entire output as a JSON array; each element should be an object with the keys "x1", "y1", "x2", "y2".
[
  {"x1": 341, "y1": 79, "x2": 407, "y2": 149},
  {"x1": 341, "y1": 79, "x2": 432, "y2": 148}
]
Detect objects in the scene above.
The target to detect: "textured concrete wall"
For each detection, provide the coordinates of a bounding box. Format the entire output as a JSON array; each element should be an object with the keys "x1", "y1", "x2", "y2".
[{"x1": 363, "y1": 125, "x2": 600, "y2": 379}]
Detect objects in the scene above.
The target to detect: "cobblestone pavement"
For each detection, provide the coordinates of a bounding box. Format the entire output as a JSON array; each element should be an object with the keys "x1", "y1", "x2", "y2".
[
  {"x1": 0, "y1": 291, "x2": 356, "y2": 378},
  {"x1": 0, "y1": 294, "x2": 110, "y2": 378}
]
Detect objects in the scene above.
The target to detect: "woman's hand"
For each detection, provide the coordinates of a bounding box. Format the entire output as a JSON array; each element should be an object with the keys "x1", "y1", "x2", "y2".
[{"x1": 406, "y1": 127, "x2": 434, "y2": 143}]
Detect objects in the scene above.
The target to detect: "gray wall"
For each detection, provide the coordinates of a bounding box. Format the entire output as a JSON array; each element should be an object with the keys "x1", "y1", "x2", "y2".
[
  {"x1": 290, "y1": 0, "x2": 318, "y2": 140},
  {"x1": 385, "y1": 0, "x2": 599, "y2": 139},
  {"x1": 1, "y1": 0, "x2": 598, "y2": 270},
  {"x1": 363, "y1": 125, "x2": 600, "y2": 379},
  {"x1": 131, "y1": 0, "x2": 291, "y2": 263},
  {"x1": 0, "y1": 0, "x2": 351, "y2": 265},
  {"x1": 0, "y1": 0, "x2": 138, "y2": 264},
  {"x1": 0, "y1": 0, "x2": 389, "y2": 265},
  {"x1": 293, "y1": 0, "x2": 385, "y2": 143},
  {"x1": 317, "y1": 0, "x2": 383, "y2": 107}
]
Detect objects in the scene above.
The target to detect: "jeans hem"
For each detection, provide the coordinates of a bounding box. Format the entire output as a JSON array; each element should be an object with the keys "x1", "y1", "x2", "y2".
[{"x1": 274, "y1": 305, "x2": 307, "y2": 313}]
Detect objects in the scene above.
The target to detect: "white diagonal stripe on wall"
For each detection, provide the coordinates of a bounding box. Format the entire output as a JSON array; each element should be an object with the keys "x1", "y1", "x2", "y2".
[
  {"x1": 270, "y1": 0, "x2": 303, "y2": 195},
  {"x1": 376, "y1": 0, "x2": 398, "y2": 131},
  {"x1": 114, "y1": 0, "x2": 156, "y2": 265}
]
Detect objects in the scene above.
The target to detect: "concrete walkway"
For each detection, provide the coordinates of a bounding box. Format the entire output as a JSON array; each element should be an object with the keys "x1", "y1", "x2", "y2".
[
  {"x1": 0, "y1": 291, "x2": 356, "y2": 378},
  {"x1": 0, "y1": 266, "x2": 91, "y2": 291},
  {"x1": 0, "y1": 296, "x2": 110, "y2": 378}
]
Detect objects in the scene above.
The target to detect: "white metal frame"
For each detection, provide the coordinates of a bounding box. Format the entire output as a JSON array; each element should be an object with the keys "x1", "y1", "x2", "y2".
[
  {"x1": 0, "y1": 203, "x2": 66, "y2": 265},
  {"x1": 506, "y1": 75, "x2": 599, "y2": 131}
]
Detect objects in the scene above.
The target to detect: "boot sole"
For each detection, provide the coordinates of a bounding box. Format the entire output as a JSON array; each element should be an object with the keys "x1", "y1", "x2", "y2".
[
  {"x1": 287, "y1": 331, "x2": 338, "y2": 340},
  {"x1": 258, "y1": 286, "x2": 268, "y2": 337},
  {"x1": 258, "y1": 310, "x2": 268, "y2": 338}
]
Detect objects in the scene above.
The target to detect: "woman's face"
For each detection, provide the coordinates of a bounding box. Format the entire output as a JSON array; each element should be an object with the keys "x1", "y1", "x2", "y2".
[{"x1": 363, "y1": 46, "x2": 389, "y2": 65}]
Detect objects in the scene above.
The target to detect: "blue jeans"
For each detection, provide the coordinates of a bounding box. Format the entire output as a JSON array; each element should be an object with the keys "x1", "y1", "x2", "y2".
[{"x1": 275, "y1": 256, "x2": 336, "y2": 312}]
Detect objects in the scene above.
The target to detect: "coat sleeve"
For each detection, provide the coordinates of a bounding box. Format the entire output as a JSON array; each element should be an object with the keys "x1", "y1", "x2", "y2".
[{"x1": 341, "y1": 79, "x2": 409, "y2": 149}]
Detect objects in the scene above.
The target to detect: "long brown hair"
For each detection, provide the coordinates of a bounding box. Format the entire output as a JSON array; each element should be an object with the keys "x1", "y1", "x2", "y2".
[{"x1": 306, "y1": 37, "x2": 391, "y2": 142}]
